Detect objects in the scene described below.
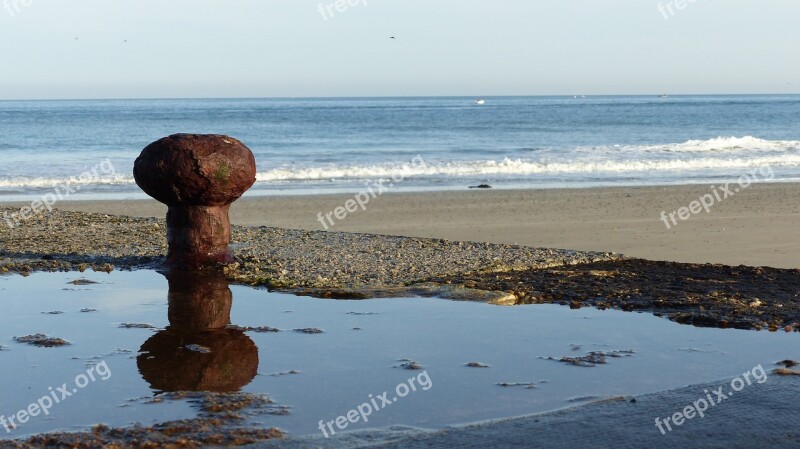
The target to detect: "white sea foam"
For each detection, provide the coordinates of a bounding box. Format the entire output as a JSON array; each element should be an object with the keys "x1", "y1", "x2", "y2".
[
  {"x1": 0, "y1": 175, "x2": 133, "y2": 190},
  {"x1": 631, "y1": 136, "x2": 800, "y2": 153},
  {"x1": 1, "y1": 137, "x2": 799, "y2": 189},
  {"x1": 254, "y1": 155, "x2": 800, "y2": 182},
  {"x1": 254, "y1": 136, "x2": 800, "y2": 182}
]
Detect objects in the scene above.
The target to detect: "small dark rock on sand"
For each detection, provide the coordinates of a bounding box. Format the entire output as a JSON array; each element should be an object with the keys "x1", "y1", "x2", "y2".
[
  {"x1": 545, "y1": 350, "x2": 634, "y2": 367},
  {"x1": 778, "y1": 360, "x2": 799, "y2": 368},
  {"x1": 269, "y1": 370, "x2": 301, "y2": 377},
  {"x1": 41, "y1": 311, "x2": 64, "y2": 315},
  {"x1": 13, "y1": 334, "x2": 71, "y2": 347},
  {"x1": 294, "y1": 328, "x2": 324, "y2": 334},
  {"x1": 497, "y1": 381, "x2": 540, "y2": 389},
  {"x1": 395, "y1": 359, "x2": 423, "y2": 370},
  {"x1": 232, "y1": 325, "x2": 281, "y2": 333},
  {"x1": 80, "y1": 308, "x2": 99, "y2": 313},
  {"x1": 119, "y1": 323, "x2": 156, "y2": 329},
  {"x1": 68, "y1": 279, "x2": 100, "y2": 285},
  {"x1": 466, "y1": 362, "x2": 490, "y2": 368},
  {"x1": 567, "y1": 395, "x2": 603, "y2": 403},
  {"x1": 469, "y1": 184, "x2": 492, "y2": 189}
]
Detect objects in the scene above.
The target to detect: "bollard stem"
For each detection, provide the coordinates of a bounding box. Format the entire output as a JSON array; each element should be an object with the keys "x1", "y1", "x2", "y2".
[
  {"x1": 165, "y1": 270, "x2": 232, "y2": 331},
  {"x1": 166, "y1": 204, "x2": 233, "y2": 268}
]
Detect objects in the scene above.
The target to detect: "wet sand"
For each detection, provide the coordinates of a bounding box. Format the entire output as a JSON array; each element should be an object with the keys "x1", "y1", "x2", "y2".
[
  {"x1": 2, "y1": 183, "x2": 800, "y2": 331},
  {"x1": 1, "y1": 184, "x2": 799, "y2": 447},
  {"x1": 38, "y1": 183, "x2": 800, "y2": 269}
]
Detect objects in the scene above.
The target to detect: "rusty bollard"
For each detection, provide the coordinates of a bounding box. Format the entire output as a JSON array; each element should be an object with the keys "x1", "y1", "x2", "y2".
[
  {"x1": 134, "y1": 134, "x2": 256, "y2": 269},
  {"x1": 137, "y1": 272, "x2": 259, "y2": 392}
]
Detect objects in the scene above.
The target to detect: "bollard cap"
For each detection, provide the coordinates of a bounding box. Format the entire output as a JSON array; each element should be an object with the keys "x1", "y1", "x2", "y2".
[{"x1": 134, "y1": 134, "x2": 256, "y2": 206}]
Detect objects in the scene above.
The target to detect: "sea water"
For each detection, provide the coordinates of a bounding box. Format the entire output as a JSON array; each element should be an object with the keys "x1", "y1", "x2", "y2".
[
  {"x1": 0, "y1": 95, "x2": 799, "y2": 201},
  {"x1": 0, "y1": 271, "x2": 797, "y2": 437}
]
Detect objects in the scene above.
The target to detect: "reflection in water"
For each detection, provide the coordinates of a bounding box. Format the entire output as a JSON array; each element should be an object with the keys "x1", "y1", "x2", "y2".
[{"x1": 137, "y1": 271, "x2": 259, "y2": 393}]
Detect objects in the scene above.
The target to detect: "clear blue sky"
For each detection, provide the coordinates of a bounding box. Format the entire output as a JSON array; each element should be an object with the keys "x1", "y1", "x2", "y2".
[{"x1": 1, "y1": 0, "x2": 798, "y2": 99}]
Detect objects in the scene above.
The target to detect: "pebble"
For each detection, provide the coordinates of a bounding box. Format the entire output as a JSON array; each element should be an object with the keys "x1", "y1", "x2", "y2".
[{"x1": 466, "y1": 362, "x2": 490, "y2": 368}]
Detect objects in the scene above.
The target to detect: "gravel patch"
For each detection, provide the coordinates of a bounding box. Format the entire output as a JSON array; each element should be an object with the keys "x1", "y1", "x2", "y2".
[{"x1": 0, "y1": 208, "x2": 616, "y2": 294}]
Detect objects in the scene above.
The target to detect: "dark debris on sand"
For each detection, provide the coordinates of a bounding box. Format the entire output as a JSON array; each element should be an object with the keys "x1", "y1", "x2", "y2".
[
  {"x1": 68, "y1": 279, "x2": 100, "y2": 285},
  {"x1": 0, "y1": 393, "x2": 288, "y2": 448},
  {"x1": 773, "y1": 360, "x2": 800, "y2": 376},
  {"x1": 229, "y1": 325, "x2": 281, "y2": 333},
  {"x1": 395, "y1": 359, "x2": 423, "y2": 370},
  {"x1": 157, "y1": 392, "x2": 290, "y2": 417},
  {"x1": 118, "y1": 323, "x2": 156, "y2": 329},
  {"x1": 293, "y1": 328, "x2": 323, "y2": 334},
  {"x1": 466, "y1": 362, "x2": 490, "y2": 368},
  {"x1": 432, "y1": 259, "x2": 800, "y2": 331},
  {"x1": 13, "y1": 334, "x2": 70, "y2": 347},
  {"x1": 543, "y1": 350, "x2": 635, "y2": 368},
  {"x1": 497, "y1": 382, "x2": 541, "y2": 389},
  {"x1": 0, "y1": 419, "x2": 283, "y2": 449}
]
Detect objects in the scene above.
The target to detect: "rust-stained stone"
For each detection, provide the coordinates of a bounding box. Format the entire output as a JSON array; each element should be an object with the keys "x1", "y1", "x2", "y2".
[
  {"x1": 138, "y1": 328, "x2": 259, "y2": 393},
  {"x1": 133, "y1": 134, "x2": 256, "y2": 269},
  {"x1": 165, "y1": 271, "x2": 233, "y2": 331},
  {"x1": 138, "y1": 271, "x2": 259, "y2": 393}
]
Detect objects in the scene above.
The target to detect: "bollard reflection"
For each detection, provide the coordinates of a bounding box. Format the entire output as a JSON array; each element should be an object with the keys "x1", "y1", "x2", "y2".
[{"x1": 137, "y1": 271, "x2": 259, "y2": 393}]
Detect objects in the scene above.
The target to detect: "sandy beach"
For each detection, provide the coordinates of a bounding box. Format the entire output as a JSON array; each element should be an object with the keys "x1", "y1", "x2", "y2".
[
  {"x1": 26, "y1": 182, "x2": 800, "y2": 270},
  {"x1": 3, "y1": 182, "x2": 800, "y2": 449}
]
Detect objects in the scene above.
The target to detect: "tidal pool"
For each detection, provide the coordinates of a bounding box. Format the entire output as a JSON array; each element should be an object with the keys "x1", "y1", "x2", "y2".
[{"x1": 0, "y1": 270, "x2": 797, "y2": 439}]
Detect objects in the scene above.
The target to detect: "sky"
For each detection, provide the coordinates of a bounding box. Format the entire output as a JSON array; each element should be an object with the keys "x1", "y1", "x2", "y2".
[{"x1": 0, "y1": 0, "x2": 798, "y2": 100}]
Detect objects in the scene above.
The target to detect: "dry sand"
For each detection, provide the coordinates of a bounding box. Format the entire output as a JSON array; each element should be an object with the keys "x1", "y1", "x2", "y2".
[{"x1": 15, "y1": 182, "x2": 800, "y2": 269}]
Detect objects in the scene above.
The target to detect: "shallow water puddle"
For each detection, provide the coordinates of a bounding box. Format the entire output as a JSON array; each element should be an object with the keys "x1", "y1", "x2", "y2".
[{"x1": 0, "y1": 270, "x2": 797, "y2": 439}]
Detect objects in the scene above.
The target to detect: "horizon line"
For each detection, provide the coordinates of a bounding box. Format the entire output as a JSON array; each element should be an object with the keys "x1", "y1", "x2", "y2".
[{"x1": 1, "y1": 92, "x2": 798, "y2": 102}]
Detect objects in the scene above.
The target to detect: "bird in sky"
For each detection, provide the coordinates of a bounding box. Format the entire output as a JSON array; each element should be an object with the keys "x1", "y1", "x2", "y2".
[{"x1": 390, "y1": 36, "x2": 396, "y2": 39}]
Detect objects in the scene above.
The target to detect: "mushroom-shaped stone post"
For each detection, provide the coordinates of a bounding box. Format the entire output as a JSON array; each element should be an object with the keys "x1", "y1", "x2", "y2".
[
  {"x1": 137, "y1": 271, "x2": 259, "y2": 393},
  {"x1": 134, "y1": 134, "x2": 256, "y2": 269}
]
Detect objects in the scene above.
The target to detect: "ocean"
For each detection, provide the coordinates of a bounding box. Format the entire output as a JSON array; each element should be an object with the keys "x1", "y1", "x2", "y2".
[{"x1": 0, "y1": 95, "x2": 799, "y2": 201}]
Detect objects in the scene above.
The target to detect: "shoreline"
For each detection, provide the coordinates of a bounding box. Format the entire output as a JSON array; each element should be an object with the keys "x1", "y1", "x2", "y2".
[
  {"x1": 5, "y1": 182, "x2": 798, "y2": 269},
  {"x1": 3, "y1": 373, "x2": 798, "y2": 448}
]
